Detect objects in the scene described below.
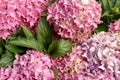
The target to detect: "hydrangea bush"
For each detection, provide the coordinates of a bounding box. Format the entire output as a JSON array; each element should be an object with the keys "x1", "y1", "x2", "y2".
[{"x1": 0, "y1": 0, "x2": 120, "y2": 80}]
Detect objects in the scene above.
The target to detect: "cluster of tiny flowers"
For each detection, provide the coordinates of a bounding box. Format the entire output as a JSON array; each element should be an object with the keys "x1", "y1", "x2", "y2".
[
  {"x1": 0, "y1": 0, "x2": 50, "y2": 39},
  {"x1": 109, "y1": 19, "x2": 120, "y2": 32},
  {"x1": 0, "y1": 50, "x2": 54, "y2": 80},
  {"x1": 47, "y1": 0, "x2": 101, "y2": 43},
  {"x1": 52, "y1": 32, "x2": 120, "y2": 80}
]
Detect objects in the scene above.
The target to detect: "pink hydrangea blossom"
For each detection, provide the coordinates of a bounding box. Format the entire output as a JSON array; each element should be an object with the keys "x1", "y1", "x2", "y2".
[
  {"x1": 0, "y1": 0, "x2": 50, "y2": 39},
  {"x1": 52, "y1": 32, "x2": 120, "y2": 80},
  {"x1": 47, "y1": 0, "x2": 101, "y2": 43},
  {"x1": 16, "y1": 0, "x2": 50, "y2": 27},
  {"x1": 109, "y1": 19, "x2": 120, "y2": 32},
  {"x1": 0, "y1": 50, "x2": 54, "y2": 80},
  {"x1": 0, "y1": 0, "x2": 21, "y2": 39}
]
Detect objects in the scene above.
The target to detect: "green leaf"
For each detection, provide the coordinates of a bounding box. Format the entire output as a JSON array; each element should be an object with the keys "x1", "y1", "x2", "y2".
[
  {"x1": 21, "y1": 25, "x2": 34, "y2": 39},
  {"x1": 114, "y1": 0, "x2": 120, "y2": 7},
  {"x1": 45, "y1": 0, "x2": 56, "y2": 6},
  {"x1": 7, "y1": 34, "x2": 17, "y2": 40},
  {"x1": 107, "y1": 0, "x2": 113, "y2": 10},
  {"x1": 112, "y1": 7, "x2": 120, "y2": 15},
  {"x1": 96, "y1": 0, "x2": 120, "y2": 31},
  {"x1": 0, "y1": 47, "x2": 3, "y2": 55},
  {"x1": 41, "y1": 12, "x2": 47, "y2": 17},
  {"x1": 0, "y1": 38, "x2": 4, "y2": 46},
  {"x1": 111, "y1": 0, "x2": 117, "y2": 7},
  {"x1": 5, "y1": 44, "x2": 25, "y2": 53},
  {"x1": 6, "y1": 27, "x2": 23, "y2": 42},
  {"x1": 37, "y1": 17, "x2": 53, "y2": 50},
  {"x1": 102, "y1": 11, "x2": 112, "y2": 17},
  {"x1": 14, "y1": 26, "x2": 23, "y2": 37},
  {"x1": 93, "y1": 23, "x2": 108, "y2": 33},
  {"x1": 0, "y1": 38, "x2": 4, "y2": 55},
  {"x1": 101, "y1": 0, "x2": 110, "y2": 12},
  {"x1": 9, "y1": 38, "x2": 44, "y2": 51},
  {"x1": 48, "y1": 39, "x2": 72, "y2": 58},
  {"x1": 0, "y1": 51, "x2": 15, "y2": 67}
]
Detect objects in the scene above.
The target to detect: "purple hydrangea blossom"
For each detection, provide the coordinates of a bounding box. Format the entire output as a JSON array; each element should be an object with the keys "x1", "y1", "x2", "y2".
[{"x1": 52, "y1": 32, "x2": 120, "y2": 80}]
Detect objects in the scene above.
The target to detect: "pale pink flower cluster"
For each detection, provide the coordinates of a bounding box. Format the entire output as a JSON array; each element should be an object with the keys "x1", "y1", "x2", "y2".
[
  {"x1": 47, "y1": 0, "x2": 101, "y2": 42},
  {"x1": 0, "y1": 50, "x2": 54, "y2": 80},
  {"x1": 0, "y1": 0, "x2": 50, "y2": 39},
  {"x1": 52, "y1": 32, "x2": 120, "y2": 80},
  {"x1": 0, "y1": 0, "x2": 21, "y2": 39},
  {"x1": 109, "y1": 19, "x2": 120, "y2": 32}
]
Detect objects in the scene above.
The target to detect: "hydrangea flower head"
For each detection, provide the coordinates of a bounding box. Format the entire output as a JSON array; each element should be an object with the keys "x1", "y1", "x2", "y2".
[
  {"x1": 109, "y1": 19, "x2": 120, "y2": 32},
  {"x1": 0, "y1": 0, "x2": 21, "y2": 39},
  {"x1": 52, "y1": 32, "x2": 120, "y2": 80},
  {"x1": 16, "y1": 0, "x2": 50, "y2": 27},
  {"x1": 0, "y1": 0, "x2": 50, "y2": 39},
  {"x1": 0, "y1": 50, "x2": 54, "y2": 80},
  {"x1": 47, "y1": 0, "x2": 101, "y2": 42}
]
